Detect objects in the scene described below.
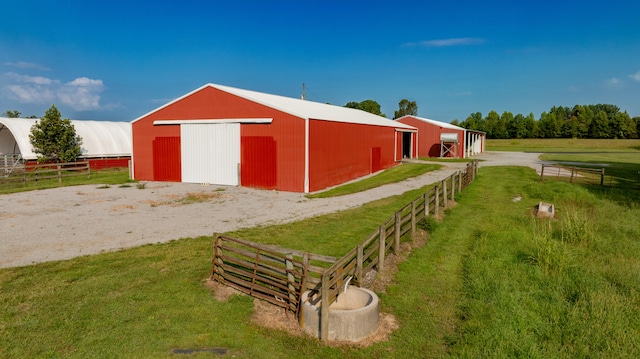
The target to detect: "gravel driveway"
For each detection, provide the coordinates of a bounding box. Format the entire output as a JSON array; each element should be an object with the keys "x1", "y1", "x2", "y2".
[{"x1": 0, "y1": 152, "x2": 543, "y2": 268}]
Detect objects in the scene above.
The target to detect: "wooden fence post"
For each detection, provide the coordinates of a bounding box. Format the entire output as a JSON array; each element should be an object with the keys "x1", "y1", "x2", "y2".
[
  {"x1": 87, "y1": 163, "x2": 91, "y2": 179},
  {"x1": 424, "y1": 191, "x2": 430, "y2": 217},
  {"x1": 434, "y1": 185, "x2": 440, "y2": 217},
  {"x1": 356, "y1": 244, "x2": 363, "y2": 287},
  {"x1": 540, "y1": 164, "x2": 545, "y2": 182},
  {"x1": 411, "y1": 200, "x2": 417, "y2": 238},
  {"x1": 450, "y1": 174, "x2": 455, "y2": 202},
  {"x1": 378, "y1": 225, "x2": 386, "y2": 271},
  {"x1": 442, "y1": 180, "x2": 448, "y2": 207},
  {"x1": 321, "y1": 273, "x2": 329, "y2": 341},
  {"x1": 285, "y1": 253, "x2": 296, "y2": 312},
  {"x1": 458, "y1": 170, "x2": 462, "y2": 192},
  {"x1": 394, "y1": 211, "x2": 401, "y2": 253},
  {"x1": 57, "y1": 164, "x2": 62, "y2": 183},
  {"x1": 600, "y1": 168, "x2": 605, "y2": 186},
  {"x1": 570, "y1": 167, "x2": 575, "y2": 183}
]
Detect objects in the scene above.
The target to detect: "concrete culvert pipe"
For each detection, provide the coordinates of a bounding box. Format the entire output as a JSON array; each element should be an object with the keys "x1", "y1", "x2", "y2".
[{"x1": 300, "y1": 286, "x2": 380, "y2": 342}]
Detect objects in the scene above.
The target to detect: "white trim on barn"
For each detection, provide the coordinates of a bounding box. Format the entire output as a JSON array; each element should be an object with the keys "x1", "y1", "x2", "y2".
[{"x1": 153, "y1": 118, "x2": 272, "y2": 125}]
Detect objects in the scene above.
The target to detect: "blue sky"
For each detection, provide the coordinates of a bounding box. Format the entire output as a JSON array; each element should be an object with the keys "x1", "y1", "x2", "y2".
[{"x1": 1, "y1": 0, "x2": 639, "y2": 122}]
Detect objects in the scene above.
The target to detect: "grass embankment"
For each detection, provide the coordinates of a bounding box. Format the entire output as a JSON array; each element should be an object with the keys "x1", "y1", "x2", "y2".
[
  {"x1": 2, "y1": 166, "x2": 640, "y2": 358},
  {"x1": 486, "y1": 138, "x2": 640, "y2": 152},
  {"x1": 307, "y1": 162, "x2": 441, "y2": 198},
  {"x1": 0, "y1": 168, "x2": 131, "y2": 195}
]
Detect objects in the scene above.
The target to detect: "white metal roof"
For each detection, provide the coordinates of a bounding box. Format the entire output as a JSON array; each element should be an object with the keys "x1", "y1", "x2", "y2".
[
  {"x1": 0, "y1": 117, "x2": 132, "y2": 160},
  {"x1": 396, "y1": 115, "x2": 466, "y2": 131},
  {"x1": 133, "y1": 83, "x2": 416, "y2": 131}
]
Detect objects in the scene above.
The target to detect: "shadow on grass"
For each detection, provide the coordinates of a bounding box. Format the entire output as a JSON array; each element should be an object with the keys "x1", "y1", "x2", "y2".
[{"x1": 584, "y1": 161, "x2": 640, "y2": 206}]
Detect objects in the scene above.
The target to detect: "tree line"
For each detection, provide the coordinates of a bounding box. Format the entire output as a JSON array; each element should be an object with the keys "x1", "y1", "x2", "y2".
[
  {"x1": 344, "y1": 99, "x2": 418, "y2": 119},
  {"x1": 452, "y1": 104, "x2": 640, "y2": 139}
]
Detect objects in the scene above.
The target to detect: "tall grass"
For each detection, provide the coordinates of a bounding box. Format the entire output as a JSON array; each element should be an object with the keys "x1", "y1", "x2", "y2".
[{"x1": 1, "y1": 166, "x2": 639, "y2": 358}]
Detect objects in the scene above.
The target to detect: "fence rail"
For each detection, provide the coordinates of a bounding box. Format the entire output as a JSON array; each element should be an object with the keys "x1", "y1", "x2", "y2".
[
  {"x1": 540, "y1": 164, "x2": 604, "y2": 185},
  {"x1": 0, "y1": 161, "x2": 90, "y2": 184},
  {"x1": 210, "y1": 160, "x2": 479, "y2": 341}
]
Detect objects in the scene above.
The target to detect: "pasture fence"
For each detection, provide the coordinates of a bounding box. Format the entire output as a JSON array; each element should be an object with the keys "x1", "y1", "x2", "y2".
[
  {"x1": 0, "y1": 161, "x2": 91, "y2": 184},
  {"x1": 210, "y1": 160, "x2": 479, "y2": 341},
  {"x1": 540, "y1": 164, "x2": 604, "y2": 186}
]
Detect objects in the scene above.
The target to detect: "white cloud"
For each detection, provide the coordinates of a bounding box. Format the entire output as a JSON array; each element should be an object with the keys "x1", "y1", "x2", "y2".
[
  {"x1": 4, "y1": 61, "x2": 50, "y2": 71},
  {"x1": 6, "y1": 72, "x2": 55, "y2": 85},
  {"x1": 58, "y1": 77, "x2": 105, "y2": 111},
  {"x1": 404, "y1": 37, "x2": 486, "y2": 47},
  {"x1": 3, "y1": 72, "x2": 105, "y2": 111},
  {"x1": 6, "y1": 84, "x2": 56, "y2": 103},
  {"x1": 606, "y1": 77, "x2": 622, "y2": 85},
  {"x1": 605, "y1": 77, "x2": 624, "y2": 89},
  {"x1": 629, "y1": 71, "x2": 640, "y2": 82}
]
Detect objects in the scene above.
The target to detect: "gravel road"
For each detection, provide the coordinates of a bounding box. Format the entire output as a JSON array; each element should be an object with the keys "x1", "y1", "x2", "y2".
[{"x1": 0, "y1": 152, "x2": 543, "y2": 268}]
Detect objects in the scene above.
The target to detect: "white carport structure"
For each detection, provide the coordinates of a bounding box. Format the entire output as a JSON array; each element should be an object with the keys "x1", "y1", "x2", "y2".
[
  {"x1": 0, "y1": 117, "x2": 131, "y2": 162},
  {"x1": 465, "y1": 129, "x2": 485, "y2": 157}
]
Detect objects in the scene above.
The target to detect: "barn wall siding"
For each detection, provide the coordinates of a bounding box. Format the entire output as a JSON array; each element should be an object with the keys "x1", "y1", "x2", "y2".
[
  {"x1": 308, "y1": 120, "x2": 399, "y2": 192},
  {"x1": 397, "y1": 117, "x2": 466, "y2": 158}
]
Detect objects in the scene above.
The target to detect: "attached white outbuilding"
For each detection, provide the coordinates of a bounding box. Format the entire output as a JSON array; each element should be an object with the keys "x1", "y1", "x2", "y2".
[{"x1": 0, "y1": 117, "x2": 131, "y2": 161}]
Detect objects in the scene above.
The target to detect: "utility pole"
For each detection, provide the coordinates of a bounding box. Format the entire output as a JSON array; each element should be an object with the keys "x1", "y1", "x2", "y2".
[{"x1": 301, "y1": 83, "x2": 306, "y2": 100}]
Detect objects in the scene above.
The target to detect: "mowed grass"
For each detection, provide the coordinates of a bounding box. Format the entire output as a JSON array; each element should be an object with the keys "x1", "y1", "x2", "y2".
[
  {"x1": 2, "y1": 166, "x2": 640, "y2": 358},
  {"x1": 540, "y1": 152, "x2": 640, "y2": 193},
  {"x1": 0, "y1": 168, "x2": 131, "y2": 194},
  {"x1": 487, "y1": 138, "x2": 640, "y2": 152},
  {"x1": 306, "y1": 162, "x2": 441, "y2": 198}
]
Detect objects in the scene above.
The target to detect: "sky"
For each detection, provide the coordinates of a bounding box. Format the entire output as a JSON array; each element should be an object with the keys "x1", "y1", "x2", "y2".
[{"x1": 1, "y1": 0, "x2": 639, "y2": 123}]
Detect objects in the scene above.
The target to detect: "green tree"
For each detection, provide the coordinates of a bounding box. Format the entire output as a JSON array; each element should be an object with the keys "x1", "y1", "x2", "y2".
[
  {"x1": 571, "y1": 105, "x2": 593, "y2": 138},
  {"x1": 344, "y1": 99, "x2": 386, "y2": 117},
  {"x1": 29, "y1": 104, "x2": 83, "y2": 163},
  {"x1": 538, "y1": 111, "x2": 562, "y2": 138},
  {"x1": 589, "y1": 110, "x2": 610, "y2": 139},
  {"x1": 393, "y1": 99, "x2": 418, "y2": 119},
  {"x1": 610, "y1": 111, "x2": 636, "y2": 139},
  {"x1": 523, "y1": 113, "x2": 538, "y2": 138},
  {"x1": 460, "y1": 112, "x2": 484, "y2": 132},
  {"x1": 500, "y1": 111, "x2": 514, "y2": 139},
  {"x1": 2, "y1": 110, "x2": 21, "y2": 118},
  {"x1": 483, "y1": 110, "x2": 505, "y2": 139}
]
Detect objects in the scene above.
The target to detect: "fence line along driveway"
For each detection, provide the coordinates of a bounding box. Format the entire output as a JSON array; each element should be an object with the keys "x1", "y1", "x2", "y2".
[{"x1": 0, "y1": 152, "x2": 543, "y2": 268}]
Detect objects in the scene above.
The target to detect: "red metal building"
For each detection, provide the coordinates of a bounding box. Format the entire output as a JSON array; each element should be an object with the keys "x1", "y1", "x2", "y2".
[
  {"x1": 396, "y1": 115, "x2": 479, "y2": 159},
  {"x1": 131, "y1": 84, "x2": 417, "y2": 193}
]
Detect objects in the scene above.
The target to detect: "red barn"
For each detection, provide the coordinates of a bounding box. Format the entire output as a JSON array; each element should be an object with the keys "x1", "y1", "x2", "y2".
[
  {"x1": 131, "y1": 84, "x2": 417, "y2": 193},
  {"x1": 396, "y1": 115, "x2": 484, "y2": 159}
]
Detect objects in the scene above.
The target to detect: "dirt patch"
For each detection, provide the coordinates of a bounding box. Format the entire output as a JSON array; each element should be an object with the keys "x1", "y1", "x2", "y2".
[
  {"x1": 110, "y1": 204, "x2": 137, "y2": 211},
  {"x1": 142, "y1": 191, "x2": 226, "y2": 207}
]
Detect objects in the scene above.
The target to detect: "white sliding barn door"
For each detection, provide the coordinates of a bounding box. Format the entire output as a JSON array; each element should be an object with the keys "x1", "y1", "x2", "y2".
[{"x1": 180, "y1": 123, "x2": 240, "y2": 185}]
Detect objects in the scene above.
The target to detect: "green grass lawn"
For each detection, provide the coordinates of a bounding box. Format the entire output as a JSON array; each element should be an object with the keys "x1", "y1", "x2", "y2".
[
  {"x1": 306, "y1": 162, "x2": 441, "y2": 198},
  {"x1": 0, "y1": 167, "x2": 131, "y2": 194},
  {"x1": 487, "y1": 138, "x2": 640, "y2": 152},
  {"x1": 2, "y1": 164, "x2": 639, "y2": 358},
  {"x1": 540, "y1": 152, "x2": 640, "y2": 193}
]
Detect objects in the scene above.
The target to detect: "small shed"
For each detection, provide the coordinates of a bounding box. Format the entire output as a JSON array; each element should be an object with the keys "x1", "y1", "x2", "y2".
[
  {"x1": 131, "y1": 83, "x2": 417, "y2": 193},
  {"x1": 0, "y1": 117, "x2": 132, "y2": 169}
]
